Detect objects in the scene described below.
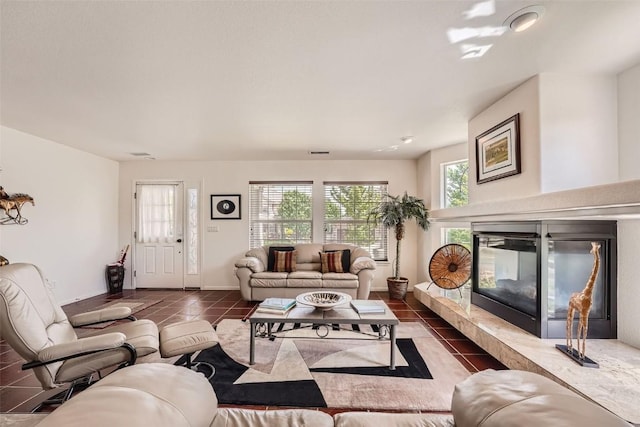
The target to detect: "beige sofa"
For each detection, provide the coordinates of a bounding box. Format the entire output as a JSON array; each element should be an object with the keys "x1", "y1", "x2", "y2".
[
  {"x1": 3, "y1": 364, "x2": 631, "y2": 427},
  {"x1": 234, "y1": 243, "x2": 376, "y2": 301}
]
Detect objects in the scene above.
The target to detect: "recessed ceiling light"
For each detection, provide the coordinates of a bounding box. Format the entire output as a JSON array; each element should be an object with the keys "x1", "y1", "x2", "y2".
[{"x1": 504, "y1": 5, "x2": 545, "y2": 33}]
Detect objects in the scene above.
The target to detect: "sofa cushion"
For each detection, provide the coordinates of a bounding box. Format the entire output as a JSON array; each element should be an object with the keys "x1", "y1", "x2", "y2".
[
  {"x1": 251, "y1": 272, "x2": 288, "y2": 288},
  {"x1": 35, "y1": 364, "x2": 217, "y2": 427},
  {"x1": 451, "y1": 369, "x2": 631, "y2": 427},
  {"x1": 323, "y1": 272, "x2": 359, "y2": 289},
  {"x1": 480, "y1": 394, "x2": 631, "y2": 427},
  {"x1": 287, "y1": 271, "x2": 322, "y2": 288},
  {"x1": 273, "y1": 250, "x2": 297, "y2": 272},
  {"x1": 267, "y1": 246, "x2": 294, "y2": 271},
  {"x1": 211, "y1": 408, "x2": 333, "y2": 427},
  {"x1": 296, "y1": 262, "x2": 322, "y2": 272},
  {"x1": 295, "y1": 243, "x2": 324, "y2": 263},
  {"x1": 334, "y1": 412, "x2": 454, "y2": 427},
  {"x1": 320, "y1": 251, "x2": 345, "y2": 273}
]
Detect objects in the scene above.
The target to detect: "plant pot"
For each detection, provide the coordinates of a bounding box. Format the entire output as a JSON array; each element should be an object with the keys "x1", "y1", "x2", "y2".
[{"x1": 387, "y1": 277, "x2": 409, "y2": 300}]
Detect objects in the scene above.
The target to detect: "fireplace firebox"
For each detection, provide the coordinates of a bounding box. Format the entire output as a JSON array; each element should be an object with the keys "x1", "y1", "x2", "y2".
[{"x1": 471, "y1": 221, "x2": 617, "y2": 338}]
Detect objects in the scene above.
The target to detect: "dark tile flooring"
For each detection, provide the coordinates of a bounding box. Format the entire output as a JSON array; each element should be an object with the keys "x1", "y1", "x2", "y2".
[{"x1": 0, "y1": 290, "x2": 506, "y2": 414}]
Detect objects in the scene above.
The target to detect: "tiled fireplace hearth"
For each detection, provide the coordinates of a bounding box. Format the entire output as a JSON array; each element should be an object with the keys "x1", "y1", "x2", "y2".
[{"x1": 413, "y1": 283, "x2": 640, "y2": 424}]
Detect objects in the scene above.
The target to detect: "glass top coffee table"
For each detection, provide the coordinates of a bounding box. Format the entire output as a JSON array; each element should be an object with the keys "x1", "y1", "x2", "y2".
[{"x1": 248, "y1": 299, "x2": 399, "y2": 369}]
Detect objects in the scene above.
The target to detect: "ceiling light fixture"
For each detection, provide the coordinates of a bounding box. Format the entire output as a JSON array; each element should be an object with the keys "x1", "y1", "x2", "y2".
[{"x1": 504, "y1": 5, "x2": 545, "y2": 32}]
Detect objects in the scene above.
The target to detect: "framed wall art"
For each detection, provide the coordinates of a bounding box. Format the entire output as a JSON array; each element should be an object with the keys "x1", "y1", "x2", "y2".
[
  {"x1": 475, "y1": 113, "x2": 521, "y2": 184},
  {"x1": 210, "y1": 194, "x2": 241, "y2": 220}
]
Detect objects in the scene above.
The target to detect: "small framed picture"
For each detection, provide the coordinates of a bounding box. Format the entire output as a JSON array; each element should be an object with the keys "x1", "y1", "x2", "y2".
[
  {"x1": 210, "y1": 194, "x2": 241, "y2": 220},
  {"x1": 476, "y1": 113, "x2": 521, "y2": 184}
]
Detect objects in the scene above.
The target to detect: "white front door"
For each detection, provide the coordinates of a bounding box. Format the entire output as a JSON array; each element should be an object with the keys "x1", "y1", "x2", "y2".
[{"x1": 134, "y1": 182, "x2": 184, "y2": 289}]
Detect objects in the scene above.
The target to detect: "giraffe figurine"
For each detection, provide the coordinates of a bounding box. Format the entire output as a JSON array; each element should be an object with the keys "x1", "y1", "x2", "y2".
[{"x1": 566, "y1": 242, "x2": 601, "y2": 359}]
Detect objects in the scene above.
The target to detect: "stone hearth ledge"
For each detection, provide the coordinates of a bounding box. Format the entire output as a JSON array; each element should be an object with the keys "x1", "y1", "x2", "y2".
[{"x1": 414, "y1": 283, "x2": 640, "y2": 424}]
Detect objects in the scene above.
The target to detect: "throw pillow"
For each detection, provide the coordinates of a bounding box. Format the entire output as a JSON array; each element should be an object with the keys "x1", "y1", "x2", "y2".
[
  {"x1": 325, "y1": 249, "x2": 351, "y2": 272},
  {"x1": 320, "y1": 250, "x2": 344, "y2": 273},
  {"x1": 273, "y1": 250, "x2": 297, "y2": 273},
  {"x1": 267, "y1": 246, "x2": 294, "y2": 271}
]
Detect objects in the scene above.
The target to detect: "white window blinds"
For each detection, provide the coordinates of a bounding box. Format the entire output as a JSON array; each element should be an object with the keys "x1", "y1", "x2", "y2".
[
  {"x1": 323, "y1": 181, "x2": 388, "y2": 261},
  {"x1": 249, "y1": 181, "x2": 313, "y2": 248}
]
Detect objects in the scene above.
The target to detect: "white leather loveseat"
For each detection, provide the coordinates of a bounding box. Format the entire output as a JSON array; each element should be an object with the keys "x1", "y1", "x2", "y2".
[
  {"x1": 234, "y1": 243, "x2": 376, "y2": 301},
  {"x1": 5, "y1": 364, "x2": 631, "y2": 427}
]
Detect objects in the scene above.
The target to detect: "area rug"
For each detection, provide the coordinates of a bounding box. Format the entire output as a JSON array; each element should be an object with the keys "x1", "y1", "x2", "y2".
[
  {"x1": 81, "y1": 299, "x2": 163, "y2": 328},
  {"x1": 192, "y1": 319, "x2": 470, "y2": 411}
]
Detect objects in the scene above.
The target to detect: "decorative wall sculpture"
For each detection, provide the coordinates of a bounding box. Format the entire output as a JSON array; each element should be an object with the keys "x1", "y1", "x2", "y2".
[{"x1": 0, "y1": 186, "x2": 35, "y2": 225}]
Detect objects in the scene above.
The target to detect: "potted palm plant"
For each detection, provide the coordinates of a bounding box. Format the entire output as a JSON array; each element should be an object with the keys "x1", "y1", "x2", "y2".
[{"x1": 368, "y1": 192, "x2": 430, "y2": 299}]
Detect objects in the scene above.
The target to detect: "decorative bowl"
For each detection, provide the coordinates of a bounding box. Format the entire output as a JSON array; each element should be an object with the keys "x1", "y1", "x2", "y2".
[{"x1": 295, "y1": 291, "x2": 352, "y2": 311}]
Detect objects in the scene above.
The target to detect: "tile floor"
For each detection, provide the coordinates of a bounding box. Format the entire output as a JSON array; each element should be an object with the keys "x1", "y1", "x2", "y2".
[{"x1": 0, "y1": 290, "x2": 506, "y2": 414}]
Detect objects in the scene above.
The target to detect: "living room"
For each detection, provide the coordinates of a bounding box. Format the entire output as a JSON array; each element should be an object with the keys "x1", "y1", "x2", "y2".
[{"x1": 1, "y1": 1, "x2": 640, "y2": 425}]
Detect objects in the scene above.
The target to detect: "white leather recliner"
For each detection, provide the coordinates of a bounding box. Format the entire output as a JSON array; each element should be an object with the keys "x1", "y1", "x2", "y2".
[{"x1": 0, "y1": 263, "x2": 159, "y2": 409}]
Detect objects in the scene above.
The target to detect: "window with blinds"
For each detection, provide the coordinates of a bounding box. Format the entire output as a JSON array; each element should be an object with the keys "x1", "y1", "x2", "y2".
[
  {"x1": 323, "y1": 181, "x2": 388, "y2": 261},
  {"x1": 249, "y1": 181, "x2": 313, "y2": 248}
]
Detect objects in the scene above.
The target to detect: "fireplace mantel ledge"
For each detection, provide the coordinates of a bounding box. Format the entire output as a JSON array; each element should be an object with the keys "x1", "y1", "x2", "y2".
[{"x1": 430, "y1": 179, "x2": 640, "y2": 222}]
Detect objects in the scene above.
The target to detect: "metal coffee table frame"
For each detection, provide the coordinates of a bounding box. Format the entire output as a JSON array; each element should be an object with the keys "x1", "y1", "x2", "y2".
[{"x1": 248, "y1": 301, "x2": 399, "y2": 369}]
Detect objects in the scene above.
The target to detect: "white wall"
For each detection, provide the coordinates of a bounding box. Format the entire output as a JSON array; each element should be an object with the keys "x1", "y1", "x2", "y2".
[
  {"x1": 0, "y1": 127, "x2": 119, "y2": 304},
  {"x1": 468, "y1": 76, "x2": 541, "y2": 204},
  {"x1": 469, "y1": 73, "x2": 620, "y2": 203},
  {"x1": 435, "y1": 68, "x2": 640, "y2": 348},
  {"x1": 426, "y1": 143, "x2": 468, "y2": 211},
  {"x1": 416, "y1": 152, "x2": 432, "y2": 284},
  {"x1": 617, "y1": 219, "x2": 640, "y2": 348},
  {"x1": 539, "y1": 73, "x2": 619, "y2": 192},
  {"x1": 416, "y1": 143, "x2": 468, "y2": 282},
  {"x1": 618, "y1": 62, "x2": 640, "y2": 181},
  {"x1": 118, "y1": 160, "x2": 420, "y2": 291}
]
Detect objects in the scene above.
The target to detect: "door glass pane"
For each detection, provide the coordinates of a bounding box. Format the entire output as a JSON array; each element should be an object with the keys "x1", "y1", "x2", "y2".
[
  {"x1": 137, "y1": 185, "x2": 175, "y2": 243},
  {"x1": 187, "y1": 188, "x2": 199, "y2": 275}
]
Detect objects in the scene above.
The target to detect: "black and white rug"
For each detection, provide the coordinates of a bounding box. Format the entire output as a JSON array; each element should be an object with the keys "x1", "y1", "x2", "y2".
[{"x1": 188, "y1": 319, "x2": 469, "y2": 411}]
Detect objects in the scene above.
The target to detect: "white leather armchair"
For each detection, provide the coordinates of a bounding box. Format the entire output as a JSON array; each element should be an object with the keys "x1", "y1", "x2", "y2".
[{"x1": 0, "y1": 263, "x2": 159, "y2": 410}]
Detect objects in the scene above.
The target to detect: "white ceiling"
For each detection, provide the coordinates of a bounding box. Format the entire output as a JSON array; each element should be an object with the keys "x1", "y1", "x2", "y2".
[{"x1": 2, "y1": 1, "x2": 640, "y2": 162}]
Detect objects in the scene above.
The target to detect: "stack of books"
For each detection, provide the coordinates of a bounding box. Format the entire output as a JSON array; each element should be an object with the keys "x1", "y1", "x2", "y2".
[
  {"x1": 350, "y1": 300, "x2": 385, "y2": 314},
  {"x1": 256, "y1": 298, "x2": 296, "y2": 314}
]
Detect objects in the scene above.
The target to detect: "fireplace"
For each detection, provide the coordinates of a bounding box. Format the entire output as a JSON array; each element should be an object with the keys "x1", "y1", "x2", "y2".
[{"x1": 471, "y1": 221, "x2": 617, "y2": 338}]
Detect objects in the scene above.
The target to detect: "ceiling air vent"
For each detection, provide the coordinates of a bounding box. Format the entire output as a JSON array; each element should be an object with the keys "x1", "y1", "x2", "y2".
[
  {"x1": 129, "y1": 152, "x2": 152, "y2": 157},
  {"x1": 308, "y1": 151, "x2": 330, "y2": 156}
]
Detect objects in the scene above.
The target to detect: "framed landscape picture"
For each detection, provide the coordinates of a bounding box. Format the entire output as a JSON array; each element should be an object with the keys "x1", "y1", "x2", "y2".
[
  {"x1": 211, "y1": 194, "x2": 241, "y2": 220},
  {"x1": 475, "y1": 113, "x2": 521, "y2": 184}
]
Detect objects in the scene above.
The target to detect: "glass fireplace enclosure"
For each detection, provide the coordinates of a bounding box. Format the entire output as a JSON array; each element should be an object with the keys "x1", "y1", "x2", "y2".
[{"x1": 472, "y1": 221, "x2": 617, "y2": 338}]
